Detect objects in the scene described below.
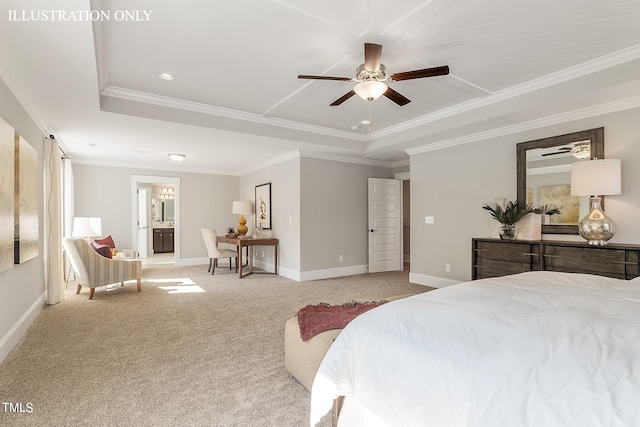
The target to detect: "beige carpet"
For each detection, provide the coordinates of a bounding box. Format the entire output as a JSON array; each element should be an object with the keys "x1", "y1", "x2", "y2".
[{"x1": 0, "y1": 264, "x2": 431, "y2": 426}]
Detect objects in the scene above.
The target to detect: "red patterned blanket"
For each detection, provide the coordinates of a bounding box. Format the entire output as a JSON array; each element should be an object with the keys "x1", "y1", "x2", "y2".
[{"x1": 296, "y1": 301, "x2": 386, "y2": 341}]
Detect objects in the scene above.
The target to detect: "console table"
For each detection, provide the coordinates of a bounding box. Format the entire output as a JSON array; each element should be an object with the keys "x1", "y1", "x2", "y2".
[
  {"x1": 217, "y1": 236, "x2": 278, "y2": 279},
  {"x1": 472, "y1": 238, "x2": 640, "y2": 281}
]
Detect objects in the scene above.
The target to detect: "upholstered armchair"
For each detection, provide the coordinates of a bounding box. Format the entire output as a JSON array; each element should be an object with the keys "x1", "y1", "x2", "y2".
[
  {"x1": 201, "y1": 228, "x2": 238, "y2": 275},
  {"x1": 63, "y1": 238, "x2": 142, "y2": 299}
]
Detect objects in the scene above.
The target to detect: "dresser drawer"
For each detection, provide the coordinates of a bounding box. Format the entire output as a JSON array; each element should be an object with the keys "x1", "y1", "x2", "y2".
[
  {"x1": 542, "y1": 245, "x2": 632, "y2": 279},
  {"x1": 473, "y1": 240, "x2": 540, "y2": 279}
]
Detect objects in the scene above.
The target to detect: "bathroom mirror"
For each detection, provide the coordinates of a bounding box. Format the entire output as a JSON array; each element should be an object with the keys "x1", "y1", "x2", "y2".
[
  {"x1": 516, "y1": 128, "x2": 604, "y2": 235},
  {"x1": 152, "y1": 199, "x2": 174, "y2": 222}
]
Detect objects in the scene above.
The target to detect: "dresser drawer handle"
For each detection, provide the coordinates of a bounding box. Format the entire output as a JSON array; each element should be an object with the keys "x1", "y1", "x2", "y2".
[
  {"x1": 522, "y1": 253, "x2": 539, "y2": 256},
  {"x1": 543, "y1": 254, "x2": 559, "y2": 258},
  {"x1": 612, "y1": 261, "x2": 638, "y2": 265}
]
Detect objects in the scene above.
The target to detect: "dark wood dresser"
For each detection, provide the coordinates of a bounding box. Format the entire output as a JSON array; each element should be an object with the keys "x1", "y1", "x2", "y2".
[{"x1": 472, "y1": 238, "x2": 640, "y2": 280}]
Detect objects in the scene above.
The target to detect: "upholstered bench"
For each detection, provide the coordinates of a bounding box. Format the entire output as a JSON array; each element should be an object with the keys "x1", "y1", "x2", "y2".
[{"x1": 284, "y1": 293, "x2": 419, "y2": 391}]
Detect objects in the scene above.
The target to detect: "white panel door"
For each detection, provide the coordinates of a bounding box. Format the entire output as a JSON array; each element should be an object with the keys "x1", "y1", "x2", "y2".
[
  {"x1": 137, "y1": 187, "x2": 149, "y2": 258},
  {"x1": 368, "y1": 178, "x2": 402, "y2": 273}
]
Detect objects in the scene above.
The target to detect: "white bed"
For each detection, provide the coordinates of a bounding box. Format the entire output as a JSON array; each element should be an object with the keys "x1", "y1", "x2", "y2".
[{"x1": 310, "y1": 271, "x2": 640, "y2": 427}]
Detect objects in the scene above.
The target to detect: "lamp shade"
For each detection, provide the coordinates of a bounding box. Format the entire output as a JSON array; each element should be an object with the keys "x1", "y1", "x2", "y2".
[
  {"x1": 232, "y1": 201, "x2": 252, "y2": 215},
  {"x1": 354, "y1": 80, "x2": 388, "y2": 101},
  {"x1": 72, "y1": 217, "x2": 102, "y2": 238},
  {"x1": 571, "y1": 159, "x2": 621, "y2": 196}
]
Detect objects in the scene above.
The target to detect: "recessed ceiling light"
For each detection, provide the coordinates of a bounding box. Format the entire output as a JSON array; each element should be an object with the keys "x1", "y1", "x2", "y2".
[
  {"x1": 168, "y1": 153, "x2": 186, "y2": 162},
  {"x1": 360, "y1": 120, "x2": 371, "y2": 125},
  {"x1": 351, "y1": 125, "x2": 360, "y2": 130},
  {"x1": 158, "y1": 73, "x2": 174, "y2": 81}
]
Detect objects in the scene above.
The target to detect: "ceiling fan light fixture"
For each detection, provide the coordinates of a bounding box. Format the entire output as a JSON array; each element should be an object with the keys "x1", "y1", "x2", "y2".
[{"x1": 354, "y1": 80, "x2": 388, "y2": 101}]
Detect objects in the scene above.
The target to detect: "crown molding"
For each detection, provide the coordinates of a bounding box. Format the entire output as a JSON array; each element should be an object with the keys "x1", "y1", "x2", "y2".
[
  {"x1": 406, "y1": 95, "x2": 640, "y2": 156},
  {"x1": 375, "y1": 44, "x2": 640, "y2": 140},
  {"x1": 70, "y1": 158, "x2": 239, "y2": 176},
  {"x1": 237, "y1": 151, "x2": 301, "y2": 175},
  {"x1": 238, "y1": 149, "x2": 407, "y2": 175},
  {"x1": 391, "y1": 158, "x2": 410, "y2": 168},
  {"x1": 299, "y1": 151, "x2": 393, "y2": 167},
  {"x1": 101, "y1": 85, "x2": 367, "y2": 142}
]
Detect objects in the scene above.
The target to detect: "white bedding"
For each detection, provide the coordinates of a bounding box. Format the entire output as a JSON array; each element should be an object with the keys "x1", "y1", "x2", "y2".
[{"x1": 310, "y1": 271, "x2": 640, "y2": 427}]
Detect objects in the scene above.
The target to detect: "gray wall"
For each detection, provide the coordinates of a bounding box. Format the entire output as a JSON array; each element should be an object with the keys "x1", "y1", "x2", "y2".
[
  {"x1": 72, "y1": 164, "x2": 238, "y2": 262},
  {"x1": 0, "y1": 79, "x2": 46, "y2": 362},
  {"x1": 300, "y1": 157, "x2": 392, "y2": 274},
  {"x1": 410, "y1": 106, "x2": 640, "y2": 285}
]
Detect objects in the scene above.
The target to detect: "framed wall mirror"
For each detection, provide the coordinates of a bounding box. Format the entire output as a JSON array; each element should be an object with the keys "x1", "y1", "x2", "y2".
[{"x1": 516, "y1": 128, "x2": 604, "y2": 235}]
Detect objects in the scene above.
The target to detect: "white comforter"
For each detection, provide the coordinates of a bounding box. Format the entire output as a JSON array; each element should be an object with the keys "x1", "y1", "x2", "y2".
[{"x1": 310, "y1": 271, "x2": 640, "y2": 427}]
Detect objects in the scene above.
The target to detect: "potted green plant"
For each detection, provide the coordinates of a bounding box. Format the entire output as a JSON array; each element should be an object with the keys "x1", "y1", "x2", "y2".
[
  {"x1": 482, "y1": 200, "x2": 538, "y2": 240},
  {"x1": 536, "y1": 203, "x2": 561, "y2": 224},
  {"x1": 225, "y1": 227, "x2": 236, "y2": 237}
]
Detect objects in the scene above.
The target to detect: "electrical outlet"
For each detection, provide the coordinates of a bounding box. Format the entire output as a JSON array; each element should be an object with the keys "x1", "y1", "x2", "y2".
[
  {"x1": 339, "y1": 255, "x2": 344, "y2": 262},
  {"x1": 445, "y1": 264, "x2": 451, "y2": 272},
  {"x1": 261, "y1": 251, "x2": 265, "y2": 258}
]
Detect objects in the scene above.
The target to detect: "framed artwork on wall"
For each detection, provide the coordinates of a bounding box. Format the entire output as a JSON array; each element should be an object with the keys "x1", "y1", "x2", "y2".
[
  {"x1": 15, "y1": 134, "x2": 39, "y2": 264},
  {"x1": 255, "y1": 182, "x2": 272, "y2": 230},
  {"x1": 0, "y1": 115, "x2": 14, "y2": 274}
]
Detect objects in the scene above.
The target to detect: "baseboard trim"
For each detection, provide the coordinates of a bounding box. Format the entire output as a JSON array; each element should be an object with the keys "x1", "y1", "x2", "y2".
[
  {"x1": 299, "y1": 265, "x2": 368, "y2": 282},
  {"x1": 175, "y1": 257, "x2": 233, "y2": 268},
  {"x1": 0, "y1": 291, "x2": 46, "y2": 364},
  {"x1": 409, "y1": 272, "x2": 461, "y2": 288},
  {"x1": 276, "y1": 266, "x2": 299, "y2": 281},
  {"x1": 155, "y1": 258, "x2": 369, "y2": 283}
]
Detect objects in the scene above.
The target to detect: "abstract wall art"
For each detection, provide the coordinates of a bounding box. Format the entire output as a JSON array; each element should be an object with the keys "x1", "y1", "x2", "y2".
[
  {"x1": 15, "y1": 134, "x2": 39, "y2": 264},
  {"x1": 0, "y1": 115, "x2": 14, "y2": 273}
]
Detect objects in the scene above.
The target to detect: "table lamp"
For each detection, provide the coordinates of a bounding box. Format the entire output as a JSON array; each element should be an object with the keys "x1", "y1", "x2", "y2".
[
  {"x1": 232, "y1": 201, "x2": 252, "y2": 236},
  {"x1": 570, "y1": 159, "x2": 621, "y2": 245},
  {"x1": 72, "y1": 217, "x2": 102, "y2": 241}
]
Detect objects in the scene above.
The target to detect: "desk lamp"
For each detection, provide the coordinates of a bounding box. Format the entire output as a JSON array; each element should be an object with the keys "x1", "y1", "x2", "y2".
[
  {"x1": 232, "y1": 201, "x2": 252, "y2": 236},
  {"x1": 570, "y1": 159, "x2": 621, "y2": 245}
]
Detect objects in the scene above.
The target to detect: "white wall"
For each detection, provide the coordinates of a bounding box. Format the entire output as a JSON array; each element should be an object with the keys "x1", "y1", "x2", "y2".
[
  {"x1": 409, "y1": 106, "x2": 640, "y2": 286},
  {"x1": 72, "y1": 164, "x2": 239, "y2": 263},
  {"x1": 0, "y1": 79, "x2": 46, "y2": 363}
]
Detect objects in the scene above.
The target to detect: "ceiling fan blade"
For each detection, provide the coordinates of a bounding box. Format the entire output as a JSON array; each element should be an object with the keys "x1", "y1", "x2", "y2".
[
  {"x1": 541, "y1": 147, "x2": 572, "y2": 156},
  {"x1": 364, "y1": 43, "x2": 383, "y2": 71},
  {"x1": 383, "y1": 87, "x2": 411, "y2": 106},
  {"x1": 298, "y1": 75, "x2": 352, "y2": 81},
  {"x1": 330, "y1": 90, "x2": 356, "y2": 106},
  {"x1": 390, "y1": 65, "x2": 450, "y2": 82}
]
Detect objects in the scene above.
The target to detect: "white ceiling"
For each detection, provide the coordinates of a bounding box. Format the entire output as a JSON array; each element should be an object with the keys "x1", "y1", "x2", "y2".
[{"x1": 1, "y1": 0, "x2": 640, "y2": 174}]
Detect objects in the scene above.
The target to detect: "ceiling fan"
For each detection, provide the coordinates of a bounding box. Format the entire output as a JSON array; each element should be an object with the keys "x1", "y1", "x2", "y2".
[
  {"x1": 298, "y1": 43, "x2": 449, "y2": 106},
  {"x1": 541, "y1": 140, "x2": 591, "y2": 159}
]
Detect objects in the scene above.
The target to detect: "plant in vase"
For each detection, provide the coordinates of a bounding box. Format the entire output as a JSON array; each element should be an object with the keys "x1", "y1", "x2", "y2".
[
  {"x1": 536, "y1": 204, "x2": 561, "y2": 224},
  {"x1": 225, "y1": 227, "x2": 236, "y2": 237},
  {"x1": 482, "y1": 200, "x2": 538, "y2": 240}
]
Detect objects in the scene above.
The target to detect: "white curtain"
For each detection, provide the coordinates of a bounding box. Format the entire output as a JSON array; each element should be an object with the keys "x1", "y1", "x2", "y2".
[
  {"x1": 63, "y1": 158, "x2": 74, "y2": 237},
  {"x1": 44, "y1": 137, "x2": 64, "y2": 304}
]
